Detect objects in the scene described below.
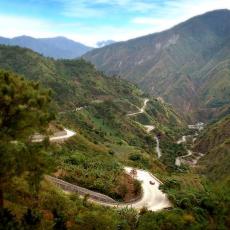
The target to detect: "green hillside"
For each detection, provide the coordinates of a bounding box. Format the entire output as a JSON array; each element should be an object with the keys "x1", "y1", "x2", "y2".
[
  {"x1": 0, "y1": 45, "x2": 186, "y2": 176},
  {"x1": 0, "y1": 45, "x2": 143, "y2": 110},
  {"x1": 84, "y1": 10, "x2": 230, "y2": 122},
  {"x1": 194, "y1": 115, "x2": 230, "y2": 182},
  {"x1": 1, "y1": 46, "x2": 230, "y2": 230}
]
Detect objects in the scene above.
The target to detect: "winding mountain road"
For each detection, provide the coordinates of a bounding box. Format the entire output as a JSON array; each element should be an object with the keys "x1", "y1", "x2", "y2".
[
  {"x1": 127, "y1": 98, "x2": 149, "y2": 116},
  {"x1": 91, "y1": 167, "x2": 171, "y2": 211},
  {"x1": 49, "y1": 166, "x2": 171, "y2": 211},
  {"x1": 122, "y1": 167, "x2": 171, "y2": 211},
  {"x1": 127, "y1": 98, "x2": 162, "y2": 159},
  {"x1": 46, "y1": 98, "x2": 171, "y2": 211},
  {"x1": 175, "y1": 123, "x2": 205, "y2": 166}
]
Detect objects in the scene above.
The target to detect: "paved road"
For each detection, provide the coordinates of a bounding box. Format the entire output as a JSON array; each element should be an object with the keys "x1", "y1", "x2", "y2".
[
  {"x1": 49, "y1": 166, "x2": 171, "y2": 211},
  {"x1": 175, "y1": 150, "x2": 192, "y2": 166},
  {"x1": 154, "y1": 136, "x2": 162, "y2": 158},
  {"x1": 144, "y1": 125, "x2": 155, "y2": 133},
  {"x1": 49, "y1": 128, "x2": 76, "y2": 142},
  {"x1": 127, "y1": 98, "x2": 149, "y2": 116},
  {"x1": 175, "y1": 123, "x2": 205, "y2": 166},
  {"x1": 86, "y1": 167, "x2": 171, "y2": 211},
  {"x1": 177, "y1": 135, "x2": 187, "y2": 144},
  {"x1": 128, "y1": 98, "x2": 162, "y2": 159},
  {"x1": 32, "y1": 128, "x2": 76, "y2": 143},
  {"x1": 122, "y1": 167, "x2": 171, "y2": 211}
]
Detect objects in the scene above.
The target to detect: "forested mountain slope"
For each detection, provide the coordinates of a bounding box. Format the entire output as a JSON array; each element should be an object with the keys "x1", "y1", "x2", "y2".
[
  {"x1": 0, "y1": 45, "x2": 185, "y2": 170},
  {"x1": 195, "y1": 115, "x2": 230, "y2": 181},
  {"x1": 84, "y1": 9, "x2": 230, "y2": 122},
  {"x1": 1, "y1": 45, "x2": 230, "y2": 230}
]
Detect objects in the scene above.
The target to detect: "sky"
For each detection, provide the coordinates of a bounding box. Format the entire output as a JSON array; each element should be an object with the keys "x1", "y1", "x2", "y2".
[{"x1": 0, "y1": 0, "x2": 230, "y2": 47}]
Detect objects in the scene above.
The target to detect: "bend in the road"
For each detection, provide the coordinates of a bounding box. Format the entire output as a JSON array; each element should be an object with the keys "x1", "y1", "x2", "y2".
[
  {"x1": 127, "y1": 98, "x2": 149, "y2": 116},
  {"x1": 32, "y1": 128, "x2": 76, "y2": 143},
  {"x1": 49, "y1": 167, "x2": 171, "y2": 211}
]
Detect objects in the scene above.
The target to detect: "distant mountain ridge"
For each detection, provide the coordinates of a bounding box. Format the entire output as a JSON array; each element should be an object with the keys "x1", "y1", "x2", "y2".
[
  {"x1": 84, "y1": 9, "x2": 230, "y2": 122},
  {"x1": 0, "y1": 35, "x2": 93, "y2": 59}
]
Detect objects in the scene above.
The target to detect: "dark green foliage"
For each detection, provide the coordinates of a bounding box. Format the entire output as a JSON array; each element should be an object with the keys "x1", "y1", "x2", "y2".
[
  {"x1": 0, "y1": 70, "x2": 54, "y2": 208},
  {"x1": 76, "y1": 210, "x2": 119, "y2": 230},
  {"x1": 160, "y1": 179, "x2": 181, "y2": 191},
  {"x1": 195, "y1": 115, "x2": 230, "y2": 181},
  {"x1": 22, "y1": 208, "x2": 41, "y2": 229},
  {"x1": 0, "y1": 70, "x2": 53, "y2": 140},
  {"x1": 128, "y1": 153, "x2": 150, "y2": 168},
  {"x1": 0, "y1": 208, "x2": 20, "y2": 230},
  {"x1": 129, "y1": 153, "x2": 142, "y2": 161},
  {"x1": 52, "y1": 209, "x2": 67, "y2": 230},
  {"x1": 160, "y1": 141, "x2": 187, "y2": 170},
  {"x1": 57, "y1": 149, "x2": 124, "y2": 200},
  {"x1": 118, "y1": 208, "x2": 138, "y2": 230}
]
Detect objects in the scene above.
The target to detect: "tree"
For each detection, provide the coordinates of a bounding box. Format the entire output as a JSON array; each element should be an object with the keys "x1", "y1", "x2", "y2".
[
  {"x1": 0, "y1": 208, "x2": 21, "y2": 230},
  {"x1": 118, "y1": 208, "x2": 138, "y2": 230},
  {"x1": 52, "y1": 209, "x2": 67, "y2": 230},
  {"x1": 0, "y1": 70, "x2": 54, "y2": 207},
  {"x1": 22, "y1": 208, "x2": 41, "y2": 229}
]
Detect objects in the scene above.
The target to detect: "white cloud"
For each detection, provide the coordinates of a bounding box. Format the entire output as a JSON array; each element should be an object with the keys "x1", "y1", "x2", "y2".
[
  {"x1": 0, "y1": 14, "x2": 152, "y2": 46},
  {"x1": 165, "y1": 0, "x2": 230, "y2": 19},
  {"x1": 54, "y1": 0, "x2": 156, "y2": 18},
  {"x1": 0, "y1": 15, "x2": 57, "y2": 38},
  {"x1": 131, "y1": 0, "x2": 230, "y2": 32}
]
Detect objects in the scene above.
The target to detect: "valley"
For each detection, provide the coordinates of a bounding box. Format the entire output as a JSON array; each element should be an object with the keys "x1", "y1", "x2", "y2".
[{"x1": 0, "y1": 8, "x2": 230, "y2": 230}]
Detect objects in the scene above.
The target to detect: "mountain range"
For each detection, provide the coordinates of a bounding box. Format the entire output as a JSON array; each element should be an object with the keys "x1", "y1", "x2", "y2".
[
  {"x1": 84, "y1": 9, "x2": 230, "y2": 122},
  {"x1": 0, "y1": 35, "x2": 93, "y2": 59}
]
